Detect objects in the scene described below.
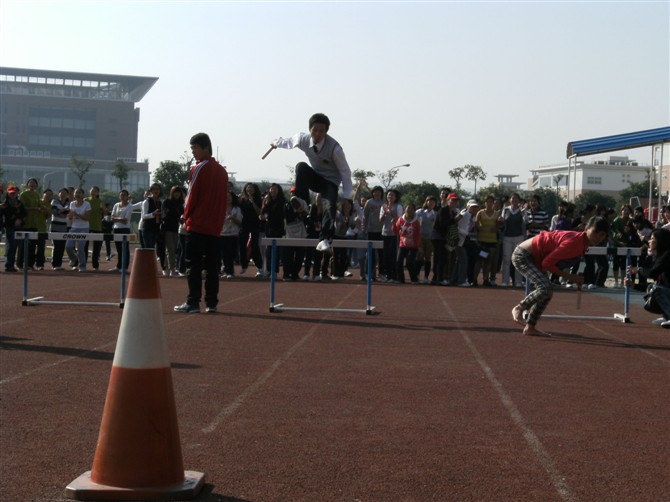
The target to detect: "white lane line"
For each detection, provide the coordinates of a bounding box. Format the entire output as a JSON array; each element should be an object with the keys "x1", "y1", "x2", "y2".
[
  {"x1": 200, "y1": 286, "x2": 360, "y2": 434},
  {"x1": 586, "y1": 322, "x2": 670, "y2": 365},
  {"x1": 439, "y1": 291, "x2": 578, "y2": 502}
]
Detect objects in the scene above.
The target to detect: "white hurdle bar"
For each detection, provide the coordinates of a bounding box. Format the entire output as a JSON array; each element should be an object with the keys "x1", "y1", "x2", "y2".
[
  {"x1": 15, "y1": 231, "x2": 138, "y2": 308},
  {"x1": 523, "y1": 246, "x2": 642, "y2": 323},
  {"x1": 261, "y1": 237, "x2": 384, "y2": 315}
]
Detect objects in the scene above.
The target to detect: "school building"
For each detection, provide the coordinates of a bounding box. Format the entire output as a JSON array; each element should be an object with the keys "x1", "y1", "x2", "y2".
[{"x1": 0, "y1": 67, "x2": 158, "y2": 192}]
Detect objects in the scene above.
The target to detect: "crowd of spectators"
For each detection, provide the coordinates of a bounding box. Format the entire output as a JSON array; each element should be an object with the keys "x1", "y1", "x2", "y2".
[{"x1": 1, "y1": 179, "x2": 668, "y2": 296}]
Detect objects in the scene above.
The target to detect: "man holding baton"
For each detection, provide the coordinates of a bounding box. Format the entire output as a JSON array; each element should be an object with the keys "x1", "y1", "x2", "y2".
[{"x1": 265, "y1": 113, "x2": 353, "y2": 252}]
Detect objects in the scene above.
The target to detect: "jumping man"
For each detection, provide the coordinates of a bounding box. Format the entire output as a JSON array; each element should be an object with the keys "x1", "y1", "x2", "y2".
[{"x1": 269, "y1": 113, "x2": 353, "y2": 252}]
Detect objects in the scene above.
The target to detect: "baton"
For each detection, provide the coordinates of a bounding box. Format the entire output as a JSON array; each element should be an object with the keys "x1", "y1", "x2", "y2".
[{"x1": 261, "y1": 145, "x2": 275, "y2": 160}]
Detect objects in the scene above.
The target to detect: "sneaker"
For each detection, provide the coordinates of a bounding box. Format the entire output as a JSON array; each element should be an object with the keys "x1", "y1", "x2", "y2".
[
  {"x1": 78, "y1": 267, "x2": 86, "y2": 273},
  {"x1": 255, "y1": 271, "x2": 264, "y2": 277},
  {"x1": 421, "y1": 278, "x2": 430, "y2": 284},
  {"x1": 52, "y1": 266, "x2": 63, "y2": 271},
  {"x1": 314, "y1": 274, "x2": 323, "y2": 281},
  {"x1": 5, "y1": 267, "x2": 18, "y2": 272},
  {"x1": 162, "y1": 270, "x2": 169, "y2": 277},
  {"x1": 316, "y1": 239, "x2": 333, "y2": 252},
  {"x1": 109, "y1": 267, "x2": 120, "y2": 272},
  {"x1": 205, "y1": 306, "x2": 217, "y2": 313},
  {"x1": 587, "y1": 284, "x2": 599, "y2": 290},
  {"x1": 174, "y1": 303, "x2": 200, "y2": 313},
  {"x1": 225, "y1": 274, "x2": 234, "y2": 279},
  {"x1": 662, "y1": 321, "x2": 670, "y2": 329},
  {"x1": 302, "y1": 274, "x2": 310, "y2": 281},
  {"x1": 651, "y1": 317, "x2": 666, "y2": 325},
  {"x1": 331, "y1": 276, "x2": 341, "y2": 281},
  {"x1": 458, "y1": 281, "x2": 471, "y2": 288},
  {"x1": 343, "y1": 270, "x2": 353, "y2": 277},
  {"x1": 440, "y1": 280, "x2": 450, "y2": 286}
]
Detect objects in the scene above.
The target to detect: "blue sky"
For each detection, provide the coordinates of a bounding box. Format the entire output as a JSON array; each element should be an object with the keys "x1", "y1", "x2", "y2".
[{"x1": 1, "y1": 1, "x2": 668, "y2": 190}]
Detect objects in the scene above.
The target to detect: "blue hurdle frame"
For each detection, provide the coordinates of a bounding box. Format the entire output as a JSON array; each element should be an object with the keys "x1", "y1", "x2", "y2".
[
  {"x1": 261, "y1": 238, "x2": 384, "y2": 315},
  {"x1": 16, "y1": 231, "x2": 136, "y2": 308}
]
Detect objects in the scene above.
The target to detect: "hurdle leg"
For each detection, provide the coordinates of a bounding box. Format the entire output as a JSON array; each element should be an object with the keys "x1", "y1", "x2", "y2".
[
  {"x1": 366, "y1": 241, "x2": 374, "y2": 314},
  {"x1": 22, "y1": 234, "x2": 30, "y2": 306},
  {"x1": 615, "y1": 249, "x2": 632, "y2": 323},
  {"x1": 269, "y1": 239, "x2": 278, "y2": 312},
  {"x1": 119, "y1": 235, "x2": 128, "y2": 308}
]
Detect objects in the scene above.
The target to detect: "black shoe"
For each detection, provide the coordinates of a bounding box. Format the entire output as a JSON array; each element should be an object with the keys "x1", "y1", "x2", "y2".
[
  {"x1": 5, "y1": 267, "x2": 17, "y2": 272},
  {"x1": 205, "y1": 306, "x2": 217, "y2": 313}
]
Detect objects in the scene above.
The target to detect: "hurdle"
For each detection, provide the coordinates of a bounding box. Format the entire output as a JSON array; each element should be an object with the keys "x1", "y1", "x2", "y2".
[
  {"x1": 16, "y1": 231, "x2": 137, "y2": 308},
  {"x1": 523, "y1": 246, "x2": 642, "y2": 323},
  {"x1": 260, "y1": 237, "x2": 384, "y2": 315}
]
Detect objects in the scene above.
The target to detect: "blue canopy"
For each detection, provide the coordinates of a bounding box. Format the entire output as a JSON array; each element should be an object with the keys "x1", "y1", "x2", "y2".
[{"x1": 567, "y1": 126, "x2": 670, "y2": 158}]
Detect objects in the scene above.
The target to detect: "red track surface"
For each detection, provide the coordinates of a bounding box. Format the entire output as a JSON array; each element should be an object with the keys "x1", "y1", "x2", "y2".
[{"x1": 1, "y1": 268, "x2": 669, "y2": 501}]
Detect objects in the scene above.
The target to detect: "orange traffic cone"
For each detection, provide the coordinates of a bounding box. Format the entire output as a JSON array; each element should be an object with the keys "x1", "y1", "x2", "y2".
[{"x1": 66, "y1": 249, "x2": 205, "y2": 500}]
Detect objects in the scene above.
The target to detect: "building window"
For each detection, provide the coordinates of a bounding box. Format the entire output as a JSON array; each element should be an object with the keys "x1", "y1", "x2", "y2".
[{"x1": 587, "y1": 177, "x2": 602, "y2": 185}]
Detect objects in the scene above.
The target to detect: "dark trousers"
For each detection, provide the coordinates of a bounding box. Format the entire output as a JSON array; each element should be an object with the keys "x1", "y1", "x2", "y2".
[
  {"x1": 4, "y1": 227, "x2": 18, "y2": 270},
  {"x1": 50, "y1": 222, "x2": 68, "y2": 268},
  {"x1": 332, "y1": 244, "x2": 348, "y2": 278},
  {"x1": 220, "y1": 235, "x2": 239, "y2": 276},
  {"x1": 185, "y1": 231, "x2": 220, "y2": 308},
  {"x1": 16, "y1": 227, "x2": 38, "y2": 269},
  {"x1": 84, "y1": 230, "x2": 103, "y2": 269},
  {"x1": 367, "y1": 231, "x2": 383, "y2": 277},
  {"x1": 283, "y1": 246, "x2": 305, "y2": 279},
  {"x1": 431, "y1": 240, "x2": 447, "y2": 282},
  {"x1": 583, "y1": 255, "x2": 596, "y2": 284},
  {"x1": 295, "y1": 162, "x2": 338, "y2": 240},
  {"x1": 176, "y1": 233, "x2": 187, "y2": 273},
  {"x1": 397, "y1": 247, "x2": 418, "y2": 283},
  {"x1": 113, "y1": 228, "x2": 131, "y2": 270},
  {"x1": 239, "y1": 228, "x2": 263, "y2": 270},
  {"x1": 382, "y1": 235, "x2": 398, "y2": 280},
  {"x1": 595, "y1": 255, "x2": 609, "y2": 286}
]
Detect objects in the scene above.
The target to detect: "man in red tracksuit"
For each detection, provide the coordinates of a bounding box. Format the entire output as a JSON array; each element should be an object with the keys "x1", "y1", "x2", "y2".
[{"x1": 174, "y1": 133, "x2": 228, "y2": 313}]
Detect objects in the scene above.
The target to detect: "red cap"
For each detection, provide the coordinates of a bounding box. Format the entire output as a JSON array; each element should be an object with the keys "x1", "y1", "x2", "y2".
[
  {"x1": 7, "y1": 185, "x2": 19, "y2": 194},
  {"x1": 447, "y1": 193, "x2": 459, "y2": 200}
]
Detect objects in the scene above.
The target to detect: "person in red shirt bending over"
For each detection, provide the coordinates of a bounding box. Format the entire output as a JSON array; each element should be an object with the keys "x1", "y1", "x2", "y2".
[
  {"x1": 511, "y1": 216, "x2": 609, "y2": 336},
  {"x1": 174, "y1": 133, "x2": 228, "y2": 314}
]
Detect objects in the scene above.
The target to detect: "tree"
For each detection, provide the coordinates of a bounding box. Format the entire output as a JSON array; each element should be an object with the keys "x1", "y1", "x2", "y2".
[
  {"x1": 618, "y1": 179, "x2": 657, "y2": 208},
  {"x1": 112, "y1": 160, "x2": 129, "y2": 191},
  {"x1": 476, "y1": 184, "x2": 511, "y2": 204},
  {"x1": 352, "y1": 169, "x2": 376, "y2": 184},
  {"x1": 70, "y1": 155, "x2": 94, "y2": 189},
  {"x1": 375, "y1": 165, "x2": 402, "y2": 192},
  {"x1": 448, "y1": 166, "x2": 466, "y2": 190},
  {"x1": 152, "y1": 160, "x2": 190, "y2": 190},
  {"x1": 552, "y1": 174, "x2": 564, "y2": 199},
  {"x1": 393, "y1": 181, "x2": 442, "y2": 207},
  {"x1": 464, "y1": 165, "x2": 487, "y2": 195},
  {"x1": 528, "y1": 187, "x2": 561, "y2": 219},
  {"x1": 574, "y1": 191, "x2": 617, "y2": 212}
]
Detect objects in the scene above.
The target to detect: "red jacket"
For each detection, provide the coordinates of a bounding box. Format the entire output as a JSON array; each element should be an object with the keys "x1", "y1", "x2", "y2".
[
  {"x1": 184, "y1": 157, "x2": 228, "y2": 236},
  {"x1": 393, "y1": 215, "x2": 421, "y2": 249},
  {"x1": 531, "y1": 230, "x2": 589, "y2": 275}
]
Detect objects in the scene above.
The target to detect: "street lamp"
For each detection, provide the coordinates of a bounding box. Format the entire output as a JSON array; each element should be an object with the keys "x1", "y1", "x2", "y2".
[
  {"x1": 390, "y1": 164, "x2": 410, "y2": 169},
  {"x1": 42, "y1": 170, "x2": 60, "y2": 189}
]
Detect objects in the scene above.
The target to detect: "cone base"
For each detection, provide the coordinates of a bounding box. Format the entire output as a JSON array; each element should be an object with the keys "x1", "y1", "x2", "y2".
[{"x1": 65, "y1": 470, "x2": 205, "y2": 501}]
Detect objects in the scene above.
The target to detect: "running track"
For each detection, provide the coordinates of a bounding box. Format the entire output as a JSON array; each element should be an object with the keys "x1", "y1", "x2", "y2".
[{"x1": 1, "y1": 269, "x2": 668, "y2": 501}]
